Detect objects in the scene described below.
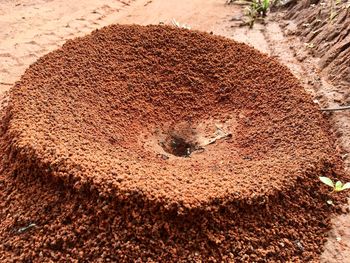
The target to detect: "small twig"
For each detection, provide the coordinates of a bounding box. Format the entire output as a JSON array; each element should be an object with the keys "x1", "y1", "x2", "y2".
[
  {"x1": 171, "y1": 18, "x2": 191, "y2": 29},
  {"x1": 206, "y1": 133, "x2": 232, "y2": 145},
  {"x1": 320, "y1": 106, "x2": 350, "y2": 112},
  {"x1": 200, "y1": 125, "x2": 232, "y2": 146},
  {"x1": 17, "y1": 223, "x2": 37, "y2": 233},
  {"x1": 0, "y1": 82, "x2": 13, "y2": 86},
  {"x1": 201, "y1": 128, "x2": 232, "y2": 147}
]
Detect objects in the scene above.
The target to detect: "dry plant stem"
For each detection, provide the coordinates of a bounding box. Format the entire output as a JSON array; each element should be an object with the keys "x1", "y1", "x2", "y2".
[
  {"x1": 205, "y1": 133, "x2": 232, "y2": 146},
  {"x1": 320, "y1": 106, "x2": 350, "y2": 112}
]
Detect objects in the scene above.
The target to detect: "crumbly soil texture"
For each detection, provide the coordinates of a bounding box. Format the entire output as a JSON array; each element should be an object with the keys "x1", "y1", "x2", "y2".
[
  {"x1": 0, "y1": 24, "x2": 348, "y2": 262},
  {"x1": 285, "y1": 0, "x2": 350, "y2": 94}
]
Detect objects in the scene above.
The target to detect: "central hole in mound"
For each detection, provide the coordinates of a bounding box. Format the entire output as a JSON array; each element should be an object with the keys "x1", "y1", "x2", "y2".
[{"x1": 163, "y1": 135, "x2": 197, "y2": 157}]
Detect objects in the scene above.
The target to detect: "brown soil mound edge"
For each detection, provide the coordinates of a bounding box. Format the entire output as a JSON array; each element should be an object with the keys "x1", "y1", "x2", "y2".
[
  {"x1": 0, "y1": 24, "x2": 348, "y2": 262},
  {"x1": 2, "y1": 24, "x2": 341, "y2": 207}
]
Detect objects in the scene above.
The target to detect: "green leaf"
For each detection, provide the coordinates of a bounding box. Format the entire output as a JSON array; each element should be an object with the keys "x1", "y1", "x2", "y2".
[
  {"x1": 341, "y1": 182, "x2": 350, "y2": 191},
  {"x1": 319, "y1": 177, "x2": 334, "y2": 188},
  {"x1": 263, "y1": 0, "x2": 269, "y2": 9},
  {"x1": 335, "y1": 181, "x2": 343, "y2": 192}
]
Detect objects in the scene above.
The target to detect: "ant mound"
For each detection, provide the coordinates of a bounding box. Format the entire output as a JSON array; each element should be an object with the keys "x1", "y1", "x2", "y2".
[{"x1": 0, "y1": 25, "x2": 347, "y2": 262}]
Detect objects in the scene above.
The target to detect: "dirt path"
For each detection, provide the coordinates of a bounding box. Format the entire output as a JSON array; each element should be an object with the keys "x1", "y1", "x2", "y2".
[
  {"x1": 0, "y1": 0, "x2": 138, "y2": 92},
  {"x1": 0, "y1": 0, "x2": 328, "y2": 95},
  {"x1": 1, "y1": 0, "x2": 349, "y2": 261}
]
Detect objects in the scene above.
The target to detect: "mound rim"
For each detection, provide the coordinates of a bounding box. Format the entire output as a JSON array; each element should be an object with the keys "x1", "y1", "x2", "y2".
[
  {"x1": 0, "y1": 24, "x2": 348, "y2": 262},
  {"x1": 3, "y1": 24, "x2": 342, "y2": 209}
]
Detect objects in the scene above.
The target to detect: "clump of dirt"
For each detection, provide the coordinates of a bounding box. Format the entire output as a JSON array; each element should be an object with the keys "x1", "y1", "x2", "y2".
[
  {"x1": 0, "y1": 24, "x2": 348, "y2": 262},
  {"x1": 285, "y1": 0, "x2": 350, "y2": 95}
]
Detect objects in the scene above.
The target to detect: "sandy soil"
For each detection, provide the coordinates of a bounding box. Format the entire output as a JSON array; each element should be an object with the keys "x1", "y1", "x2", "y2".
[
  {"x1": 0, "y1": 0, "x2": 137, "y2": 92},
  {"x1": 0, "y1": 0, "x2": 349, "y2": 261}
]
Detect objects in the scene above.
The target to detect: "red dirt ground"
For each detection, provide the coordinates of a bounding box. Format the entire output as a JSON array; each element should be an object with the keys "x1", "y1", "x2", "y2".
[{"x1": 0, "y1": 24, "x2": 348, "y2": 262}]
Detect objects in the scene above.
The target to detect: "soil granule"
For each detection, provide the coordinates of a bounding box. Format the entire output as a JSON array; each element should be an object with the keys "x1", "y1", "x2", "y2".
[{"x1": 0, "y1": 24, "x2": 348, "y2": 262}]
